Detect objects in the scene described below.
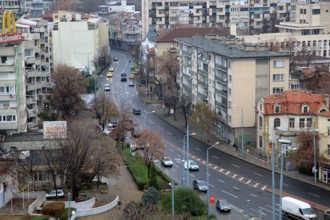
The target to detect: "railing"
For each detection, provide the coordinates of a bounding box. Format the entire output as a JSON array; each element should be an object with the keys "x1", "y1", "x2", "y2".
[{"x1": 76, "y1": 196, "x2": 119, "y2": 217}]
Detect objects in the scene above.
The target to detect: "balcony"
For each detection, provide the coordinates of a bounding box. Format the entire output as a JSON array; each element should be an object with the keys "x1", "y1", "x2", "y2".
[
  {"x1": 183, "y1": 82, "x2": 192, "y2": 91},
  {"x1": 0, "y1": 47, "x2": 15, "y2": 56},
  {"x1": 25, "y1": 56, "x2": 35, "y2": 64},
  {"x1": 198, "y1": 91, "x2": 208, "y2": 100},
  {"x1": 197, "y1": 78, "x2": 208, "y2": 87}
]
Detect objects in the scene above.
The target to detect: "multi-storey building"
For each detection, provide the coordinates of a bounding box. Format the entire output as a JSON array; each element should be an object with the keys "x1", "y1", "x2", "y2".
[
  {"x1": 52, "y1": 11, "x2": 109, "y2": 74},
  {"x1": 142, "y1": 0, "x2": 303, "y2": 39},
  {"x1": 317, "y1": 111, "x2": 330, "y2": 184},
  {"x1": 175, "y1": 36, "x2": 290, "y2": 144},
  {"x1": 107, "y1": 11, "x2": 142, "y2": 49},
  {"x1": 97, "y1": 0, "x2": 136, "y2": 15}
]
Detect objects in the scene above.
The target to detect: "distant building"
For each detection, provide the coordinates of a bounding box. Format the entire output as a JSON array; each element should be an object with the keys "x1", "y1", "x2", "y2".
[
  {"x1": 52, "y1": 11, "x2": 109, "y2": 74},
  {"x1": 175, "y1": 36, "x2": 290, "y2": 143},
  {"x1": 97, "y1": 0, "x2": 136, "y2": 15}
]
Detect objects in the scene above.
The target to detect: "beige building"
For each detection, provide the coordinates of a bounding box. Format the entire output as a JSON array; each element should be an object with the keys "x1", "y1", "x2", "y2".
[
  {"x1": 52, "y1": 11, "x2": 109, "y2": 74},
  {"x1": 317, "y1": 112, "x2": 330, "y2": 184},
  {"x1": 175, "y1": 37, "x2": 290, "y2": 144}
]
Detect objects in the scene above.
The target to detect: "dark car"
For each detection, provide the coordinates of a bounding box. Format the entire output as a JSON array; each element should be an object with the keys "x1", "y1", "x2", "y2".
[
  {"x1": 113, "y1": 57, "x2": 118, "y2": 62},
  {"x1": 192, "y1": 180, "x2": 208, "y2": 192},
  {"x1": 161, "y1": 157, "x2": 173, "y2": 167},
  {"x1": 132, "y1": 108, "x2": 141, "y2": 115},
  {"x1": 121, "y1": 73, "x2": 127, "y2": 81},
  {"x1": 216, "y1": 199, "x2": 231, "y2": 212},
  {"x1": 129, "y1": 81, "x2": 134, "y2": 87}
]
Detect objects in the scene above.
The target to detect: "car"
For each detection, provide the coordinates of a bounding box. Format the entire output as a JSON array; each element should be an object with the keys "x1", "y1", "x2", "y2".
[
  {"x1": 132, "y1": 108, "x2": 141, "y2": 115},
  {"x1": 193, "y1": 180, "x2": 208, "y2": 192},
  {"x1": 121, "y1": 73, "x2": 127, "y2": 82},
  {"x1": 216, "y1": 199, "x2": 231, "y2": 212},
  {"x1": 108, "y1": 66, "x2": 114, "y2": 72},
  {"x1": 129, "y1": 73, "x2": 135, "y2": 79},
  {"x1": 104, "y1": 83, "x2": 110, "y2": 91},
  {"x1": 113, "y1": 57, "x2": 118, "y2": 62},
  {"x1": 129, "y1": 81, "x2": 134, "y2": 87},
  {"x1": 107, "y1": 71, "x2": 113, "y2": 77},
  {"x1": 46, "y1": 189, "x2": 65, "y2": 199},
  {"x1": 102, "y1": 127, "x2": 111, "y2": 135},
  {"x1": 184, "y1": 160, "x2": 199, "y2": 171},
  {"x1": 108, "y1": 120, "x2": 117, "y2": 129},
  {"x1": 161, "y1": 157, "x2": 173, "y2": 167}
]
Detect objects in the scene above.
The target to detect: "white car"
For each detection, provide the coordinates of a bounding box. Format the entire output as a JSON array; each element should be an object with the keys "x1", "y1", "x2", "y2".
[
  {"x1": 184, "y1": 160, "x2": 199, "y2": 171},
  {"x1": 46, "y1": 189, "x2": 65, "y2": 199},
  {"x1": 104, "y1": 83, "x2": 110, "y2": 91},
  {"x1": 161, "y1": 157, "x2": 173, "y2": 167}
]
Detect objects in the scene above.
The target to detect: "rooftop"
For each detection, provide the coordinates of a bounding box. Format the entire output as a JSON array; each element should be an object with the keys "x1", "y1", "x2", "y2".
[{"x1": 175, "y1": 37, "x2": 290, "y2": 59}]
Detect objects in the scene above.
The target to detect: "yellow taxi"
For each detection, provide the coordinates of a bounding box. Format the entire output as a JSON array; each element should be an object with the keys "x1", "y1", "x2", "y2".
[
  {"x1": 107, "y1": 71, "x2": 113, "y2": 77},
  {"x1": 129, "y1": 73, "x2": 135, "y2": 79},
  {"x1": 108, "y1": 66, "x2": 114, "y2": 72}
]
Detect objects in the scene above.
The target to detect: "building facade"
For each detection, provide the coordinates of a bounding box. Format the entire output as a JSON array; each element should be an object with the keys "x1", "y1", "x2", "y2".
[
  {"x1": 317, "y1": 112, "x2": 330, "y2": 184},
  {"x1": 175, "y1": 36, "x2": 290, "y2": 144},
  {"x1": 52, "y1": 11, "x2": 109, "y2": 74}
]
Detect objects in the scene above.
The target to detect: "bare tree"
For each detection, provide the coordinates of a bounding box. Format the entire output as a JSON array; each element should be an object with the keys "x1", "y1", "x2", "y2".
[
  {"x1": 50, "y1": 65, "x2": 88, "y2": 119},
  {"x1": 157, "y1": 50, "x2": 180, "y2": 92},
  {"x1": 179, "y1": 95, "x2": 193, "y2": 128},
  {"x1": 42, "y1": 146, "x2": 62, "y2": 196},
  {"x1": 134, "y1": 129, "x2": 165, "y2": 178},
  {"x1": 57, "y1": 119, "x2": 119, "y2": 200},
  {"x1": 92, "y1": 93, "x2": 118, "y2": 130},
  {"x1": 192, "y1": 101, "x2": 217, "y2": 141}
]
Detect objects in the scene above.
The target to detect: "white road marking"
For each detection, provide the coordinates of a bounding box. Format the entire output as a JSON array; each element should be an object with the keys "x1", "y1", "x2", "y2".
[
  {"x1": 253, "y1": 172, "x2": 263, "y2": 177},
  {"x1": 167, "y1": 131, "x2": 172, "y2": 135},
  {"x1": 212, "y1": 155, "x2": 219, "y2": 159},
  {"x1": 209, "y1": 184, "x2": 215, "y2": 188},
  {"x1": 254, "y1": 183, "x2": 259, "y2": 188},
  {"x1": 195, "y1": 147, "x2": 202, "y2": 151},
  {"x1": 173, "y1": 164, "x2": 179, "y2": 168},
  {"x1": 233, "y1": 187, "x2": 240, "y2": 191},
  {"x1": 283, "y1": 183, "x2": 289, "y2": 187},
  {"x1": 213, "y1": 166, "x2": 218, "y2": 169},
  {"x1": 260, "y1": 206, "x2": 273, "y2": 213},
  {"x1": 261, "y1": 186, "x2": 267, "y2": 191},
  {"x1": 219, "y1": 179, "x2": 224, "y2": 183},
  {"x1": 246, "y1": 180, "x2": 251, "y2": 184},
  {"x1": 226, "y1": 171, "x2": 230, "y2": 175},
  {"x1": 157, "y1": 126, "x2": 164, "y2": 130},
  {"x1": 189, "y1": 173, "x2": 195, "y2": 178},
  {"x1": 250, "y1": 194, "x2": 258, "y2": 198},
  {"x1": 308, "y1": 192, "x2": 320, "y2": 198},
  {"x1": 222, "y1": 190, "x2": 238, "y2": 199},
  {"x1": 169, "y1": 149, "x2": 174, "y2": 152},
  {"x1": 232, "y1": 164, "x2": 240, "y2": 168},
  {"x1": 239, "y1": 177, "x2": 244, "y2": 181},
  {"x1": 150, "y1": 120, "x2": 155, "y2": 124},
  {"x1": 220, "y1": 168, "x2": 224, "y2": 172},
  {"x1": 232, "y1": 174, "x2": 237, "y2": 178}
]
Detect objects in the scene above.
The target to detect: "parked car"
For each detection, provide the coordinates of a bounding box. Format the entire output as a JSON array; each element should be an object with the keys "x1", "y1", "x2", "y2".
[
  {"x1": 216, "y1": 199, "x2": 231, "y2": 212},
  {"x1": 132, "y1": 108, "x2": 141, "y2": 115},
  {"x1": 129, "y1": 81, "x2": 134, "y2": 87},
  {"x1": 104, "y1": 83, "x2": 110, "y2": 91},
  {"x1": 184, "y1": 160, "x2": 199, "y2": 171},
  {"x1": 161, "y1": 157, "x2": 173, "y2": 167},
  {"x1": 46, "y1": 189, "x2": 65, "y2": 199},
  {"x1": 193, "y1": 180, "x2": 208, "y2": 192}
]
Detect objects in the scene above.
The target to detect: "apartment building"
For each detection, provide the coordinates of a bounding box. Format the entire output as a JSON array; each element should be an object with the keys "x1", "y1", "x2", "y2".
[
  {"x1": 52, "y1": 11, "x2": 109, "y2": 75},
  {"x1": 142, "y1": 0, "x2": 302, "y2": 39},
  {"x1": 175, "y1": 36, "x2": 290, "y2": 144},
  {"x1": 97, "y1": 0, "x2": 136, "y2": 15},
  {"x1": 317, "y1": 111, "x2": 330, "y2": 184}
]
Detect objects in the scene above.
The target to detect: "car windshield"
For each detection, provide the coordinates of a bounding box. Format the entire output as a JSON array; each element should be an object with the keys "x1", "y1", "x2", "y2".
[
  {"x1": 190, "y1": 161, "x2": 197, "y2": 166},
  {"x1": 220, "y1": 200, "x2": 229, "y2": 206},
  {"x1": 302, "y1": 207, "x2": 315, "y2": 215},
  {"x1": 198, "y1": 181, "x2": 206, "y2": 186}
]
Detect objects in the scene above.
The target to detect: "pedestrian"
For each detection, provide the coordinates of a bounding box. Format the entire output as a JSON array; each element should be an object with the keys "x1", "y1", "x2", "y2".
[{"x1": 118, "y1": 200, "x2": 122, "y2": 210}]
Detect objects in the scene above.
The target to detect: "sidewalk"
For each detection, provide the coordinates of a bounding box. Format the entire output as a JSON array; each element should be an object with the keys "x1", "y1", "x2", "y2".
[{"x1": 148, "y1": 103, "x2": 330, "y2": 194}]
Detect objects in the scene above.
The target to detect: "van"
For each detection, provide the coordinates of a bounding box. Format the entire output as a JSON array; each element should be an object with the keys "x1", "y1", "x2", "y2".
[{"x1": 282, "y1": 197, "x2": 317, "y2": 220}]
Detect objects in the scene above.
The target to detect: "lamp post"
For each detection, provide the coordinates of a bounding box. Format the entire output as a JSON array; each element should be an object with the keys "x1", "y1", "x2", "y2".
[
  {"x1": 143, "y1": 110, "x2": 155, "y2": 128},
  {"x1": 206, "y1": 142, "x2": 220, "y2": 220},
  {"x1": 271, "y1": 140, "x2": 275, "y2": 220},
  {"x1": 182, "y1": 128, "x2": 195, "y2": 187},
  {"x1": 313, "y1": 128, "x2": 317, "y2": 183},
  {"x1": 171, "y1": 177, "x2": 175, "y2": 220},
  {"x1": 68, "y1": 192, "x2": 71, "y2": 220}
]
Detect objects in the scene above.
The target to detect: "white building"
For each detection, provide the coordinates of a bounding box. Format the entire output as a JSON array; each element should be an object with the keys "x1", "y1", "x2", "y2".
[
  {"x1": 52, "y1": 11, "x2": 109, "y2": 74},
  {"x1": 97, "y1": 0, "x2": 136, "y2": 14}
]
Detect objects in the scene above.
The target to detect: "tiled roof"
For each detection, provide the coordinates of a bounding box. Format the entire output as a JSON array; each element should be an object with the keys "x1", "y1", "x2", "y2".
[
  {"x1": 263, "y1": 90, "x2": 326, "y2": 115},
  {"x1": 155, "y1": 27, "x2": 229, "y2": 42},
  {"x1": 318, "y1": 111, "x2": 330, "y2": 117}
]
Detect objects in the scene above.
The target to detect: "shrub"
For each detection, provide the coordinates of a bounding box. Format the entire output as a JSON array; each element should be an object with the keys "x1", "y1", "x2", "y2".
[
  {"x1": 142, "y1": 187, "x2": 160, "y2": 206},
  {"x1": 18, "y1": 216, "x2": 49, "y2": 220},
  {"x1": 59, "y1": 207, "x2": 77, "y2": 220},
  {"x1": 148, "y1": 165, "x2": 159, "y2": 189},
  {"x1": 42, "y1": 201, "x2": 65, "y2": 218}
]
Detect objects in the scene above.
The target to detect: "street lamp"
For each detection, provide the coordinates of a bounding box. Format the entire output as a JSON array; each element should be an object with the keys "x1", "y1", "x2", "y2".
[
  {"x1": 206, "y1": 141, "x2": 220, "y2": 220},
  {"x1": 144, "y1": 110, "x2": 155, "y2": 128},
  {"x1": 67, "y1": 192, "x2": 71, "y2": 220},
  {"x1": 182, "y1": 130, "x2": 195, "y2": 187}
]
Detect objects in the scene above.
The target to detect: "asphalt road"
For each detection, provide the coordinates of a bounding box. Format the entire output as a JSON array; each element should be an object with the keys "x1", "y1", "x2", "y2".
[{"x1": 103, "y1": 49, "x2": 329, "y2": 220}]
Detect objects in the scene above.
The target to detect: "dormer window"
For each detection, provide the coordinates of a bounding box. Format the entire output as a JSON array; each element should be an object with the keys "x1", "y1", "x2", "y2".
[
  {"x1": 274, "y1": 104, "x2": 281, "y2": 113},
  {"x1": 302, "y1": 105, "x2": 309, "y2": 113}
]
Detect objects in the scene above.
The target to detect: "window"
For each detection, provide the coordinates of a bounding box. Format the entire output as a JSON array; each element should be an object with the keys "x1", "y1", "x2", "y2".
[
  {"x1": 327, "y1": 127, "x2": 330, "y2": 136},
  {"x1": 259, "y1": 117, "x2": 262, "y2": 129},
  {"x1": 274, "y1": 105, "x2": 280, "y2": 113},
  {"x1": 307, "y1": 118, "x2": 312, "y2": 127},
  {"x1": 1, "y1": 56, "x2": 7, "y2": 64},
  {"x1": 312, "y1": 9, "x2": 320, "y2": 14},
  {"x1": 259, "y1": 135, "x2": 263, "y2": 149},
  {"x1": 328, "y1": 145, "x2": 330, "y2": 156},
  {"x1": 273, "y1": 74, "x2": 284, "y2": 81},
  {"x1": 302, "y1": 105, "x2": 309, "y2": 113},
  {"x1": 291, "y1": 84, "x2": 300, "y2": 90},
  {"x1": 273, "y1": 60, "x2": 285, "y2": 68},
  {"x1": 289, "y1": 118, "x2": 295, "y2": 129},
  {"x1": 299, "y1": 118, "x2": 305, "y2": 128},
  {"x1": 273, "y1": 87, "x2": 284, "y2": 94},
  {"x1": 274, "y1": 118, "x2": 281, "y2": 128}
]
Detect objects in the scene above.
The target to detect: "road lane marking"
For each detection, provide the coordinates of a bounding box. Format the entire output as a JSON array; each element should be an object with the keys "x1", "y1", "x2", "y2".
[
  {"x1": 260, "y1": 206, "x2": 273, "y2": 213},
  {"x1": 195, "y1": 147, "x2": 202, "y2": 151},
  {"x1": 239, "y1": 177, "x2": 244, "y2": 181},
  {"x1": 173, "y1": 164, "x2": 179, "y2": 168},
  {"x1": 283, "y1": 183, "x2": 289, "y2": 187},
  {"x1": 189, "y1": 173, "x2": 195, "y2": 178},
  {"x1": 232, "y1": 164, "x2": 240, "y2": 168},
  {"x1": 219, "y1": 179, "x2": 224, "y2": 183},
  {"x1": 308, "y1": 192, "x2": 320, "y2": 198},
  {"x1": 233, "y1": 187, "x2": 240, "y2": 191},
  {"x1": 209, "y1": 184, "x2": 215, "y2": 188},
  {"x1": 212, "y1": 155, "x2": 219, "y2": 159},
  {"x1": 253, "y1": 172, "x2": 263, "y2": 177},
  {"x1": 226, "y1": 171, "x2": 230, "y2": 175},
  {"x1": 157, "y1": 126, "x2": 164, "y2": 130},
  {"x1": 261, "y1": 186, "x2": 267, "y2": 191},
  {"x1": 254, "y1": 183, "x2": 259, "y2": 188},
  {"x1": 246, "y1": 180, "x2": 251, "y2": 184},
  {"x1": 220, "y1": 168, "x2": 224, "y2": 172},
  {"x1": 221, "y1": 190, "x2": 238, "y2": 199},
  {"x1": 232, "y1": 174, "x2": 237, "y2": 178},
  {"x1": 213, "y1": 166, "x2": 218, "y2": 169},
  {"x1": 250, "y1": 194, "x2": 258, "y2": 198}
]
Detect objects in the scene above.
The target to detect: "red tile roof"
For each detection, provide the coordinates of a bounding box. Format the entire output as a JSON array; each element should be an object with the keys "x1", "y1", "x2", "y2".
[
  {"x1": 155, "y1": 27, "x2": 229, "y2": 42},
  {"x1": 318, "y1": 111, "x2": 330, "y2": 117},
  {"x1": 263, "y1": 90, "x2": 326, "y2": 115}
]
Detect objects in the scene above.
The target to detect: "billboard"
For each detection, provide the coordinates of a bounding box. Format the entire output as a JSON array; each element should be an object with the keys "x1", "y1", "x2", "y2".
[
  {"x1": 0, "y1": 10, "x2": 23, "y2": 44},
  {"x1": 43, "y1": 121, "x2": 67, "y2": 139}
]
